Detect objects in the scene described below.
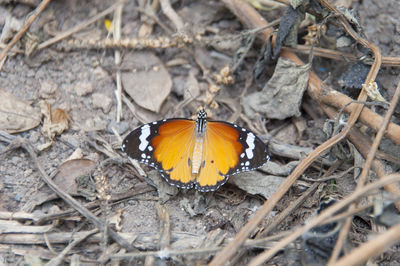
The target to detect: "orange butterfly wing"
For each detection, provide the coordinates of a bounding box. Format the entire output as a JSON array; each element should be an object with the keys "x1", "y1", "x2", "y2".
[
  {"x1": 122, "y1": 119, "x2": 198, "y2": 189},
  {"x1": 152, "y1": 120, "x2": 196, "y2": 187},
  {"x1": 195, "y1": 121, "x2": 269, "y2": 192}
]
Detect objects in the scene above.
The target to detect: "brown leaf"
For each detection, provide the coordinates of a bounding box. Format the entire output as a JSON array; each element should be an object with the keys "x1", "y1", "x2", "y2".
[
  {"x1": 0, "y1": 88, "x2": 41, "y2": 133},
  {"x1": 243, "y1": 57, "x2": 310, "y2": 119},
  {"x1": 53, "y1": 159, "x2": 96, "y2": 196},
  {"x1": 40, "y1": 101, "x2": 71, "y2": 140},
  {"x1": 121, "y1": 52, "x2": 172, "y2": 113}
]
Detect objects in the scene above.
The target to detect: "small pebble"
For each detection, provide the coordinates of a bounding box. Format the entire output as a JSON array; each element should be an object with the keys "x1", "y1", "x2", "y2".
[
  {"x1": 11, "y1": 156, "x2": 20, "y2": 165},
  {"x1": 92, "y1": 67, "x2": 108, "y2": 79},
  {"x1": 107, "y1": 120, "x2": 130, "y2": 135},
  {"x1": 74, "y1": 81, "x2": 94, "y2": 96},
  {"x1": 24, "y1": 169, "x2": 33, "y2": 177},
  {"x1": 39, "y1": 80, "x2": 58, "y2": 98},
  {"x1": 26, "y1": 69, "x2": 35, "y2": 78},
  {"x1": 29, "y1": 131, "x2": 40, "y2": 143},
  {"x1": 15, "y1": 193, "x2": 22, "y2": 202},
  {"x1": 92, "y1": 93, "x2": 112, "y2": 113},
  {"x1": 84, "y1": 118, "x2": 95, "y2": 130},
  {"x1": 48, "y1": 151, "x2": 58, "y2": 160}
]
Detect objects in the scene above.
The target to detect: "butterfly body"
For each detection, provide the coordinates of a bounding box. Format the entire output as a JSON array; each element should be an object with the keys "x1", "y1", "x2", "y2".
[{"x1": 122, "y1": 110, "x2": 270, "y2": 192}]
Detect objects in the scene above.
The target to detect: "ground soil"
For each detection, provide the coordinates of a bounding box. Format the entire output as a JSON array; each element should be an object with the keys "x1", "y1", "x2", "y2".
[{"x1": 0, "y1": 0, "x2": 399, "y2": 265}]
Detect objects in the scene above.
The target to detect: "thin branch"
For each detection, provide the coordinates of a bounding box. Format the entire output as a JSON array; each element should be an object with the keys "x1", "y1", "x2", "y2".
[
  {"x1": 246, "y1": 173, "x2": 400, "y2": 266},
  {"x1": 37, "y1": 1, "x2": 126, "y2": 50},
  {"x1": 0, "y1": 0, "x2": 52, "y2": 64},
  {"x1": 335, "y1": 222, "x2": 400, "y2": 266},
  {"x1": 46, "y1": 229, "x2": 98, "y2": 266},
  {"x1": 0, "y1": 131, "x2": 132, "y2": 250}
]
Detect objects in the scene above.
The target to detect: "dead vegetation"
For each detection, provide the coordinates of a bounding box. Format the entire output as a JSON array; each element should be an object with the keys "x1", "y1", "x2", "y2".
[{"x1": 0, "y1": 0, "x2": 400, "y2": 265}]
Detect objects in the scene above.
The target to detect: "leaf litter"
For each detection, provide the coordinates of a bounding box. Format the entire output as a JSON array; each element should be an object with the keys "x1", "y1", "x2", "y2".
[
  {"x1": 0, "y1": 0, "x2": 399, "y2": 265},
  {"x1": 121, "y1": 51, "x2": 172, "y2": 113},
  {"x1": 0, "y1": 88, "x2": 41, "y2": 133}
]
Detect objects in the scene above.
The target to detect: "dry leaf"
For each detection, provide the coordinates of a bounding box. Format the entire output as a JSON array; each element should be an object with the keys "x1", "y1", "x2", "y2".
[
  {"x1": 363, "y1": 81, "x2": 386, "y2": 102},
  {"x1": 66, "y1": 148, "x2": 84, "y2": 161},
  {"x1": 230, "y1": 172, "x2": 285, "y2": 199},
  {"x1": 21, "y1": 159, "x2": 96, "y2": 211},
  {"x1": 121, "y1": 52, "x2": 172, "y2": 113},
  {"x1": 109, "y1": 209, "x2": 123, "y2": 232},
  {"x1": 53, "y1": 159, "x2": 96, "y2": 196},
  {"x1": 36, "y1": 142, "x2": 53, "y2": 151},
  {"x1": 243, "y1": 57, "x2": 310, "y2": 119},
  {"x1": 184, "y1": 68, "x2": 200, "y2": 100},
  {"x1": 147, "y1": 170, "x2": 179, "y2": 202},
  {"x1": 40, "y1": 101, "x2": 71, "y2": 140},
  {"x1": 0, "y1": 88, "x2": 41, "y2": 133}
]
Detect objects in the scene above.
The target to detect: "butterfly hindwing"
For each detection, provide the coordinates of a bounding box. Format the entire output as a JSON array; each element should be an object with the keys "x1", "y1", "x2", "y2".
[
  {"x1": 122, "y1": 118, "x2": 197, "y2": 189},
  {"x1": 195, "y1": 121, "x2": 269, "y2": 192}
]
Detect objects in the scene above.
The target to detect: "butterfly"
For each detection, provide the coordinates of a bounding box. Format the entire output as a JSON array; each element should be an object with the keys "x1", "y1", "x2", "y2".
[{"x1": 122, "y1": 110, "x2": 270, "y2": 192}]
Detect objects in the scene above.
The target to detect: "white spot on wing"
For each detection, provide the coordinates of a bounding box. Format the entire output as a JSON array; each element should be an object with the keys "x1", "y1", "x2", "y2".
[
  {"x1": 139, "y1": 125, "x2": 151, "y2": 151},
  {"x1": 245, "y1": 132, "x2": 255, "y2": 159}
]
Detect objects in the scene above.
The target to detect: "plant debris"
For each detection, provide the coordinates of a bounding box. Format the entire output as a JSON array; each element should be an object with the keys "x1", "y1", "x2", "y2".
[{"x1": 0, "y1": 0, "x2": 399, "y2": 265}]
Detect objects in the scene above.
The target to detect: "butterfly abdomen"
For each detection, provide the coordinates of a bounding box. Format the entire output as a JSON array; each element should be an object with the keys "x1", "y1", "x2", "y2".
[
  {"x1": 192, "y1": 110, "x2": 207, "y2": 174},
  {"x1": 192, "y1": 136, "x2": 204, "y2": 174}
]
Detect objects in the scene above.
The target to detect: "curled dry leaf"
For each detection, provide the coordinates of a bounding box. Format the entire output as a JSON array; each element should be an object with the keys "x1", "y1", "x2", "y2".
[
  {"x1": 109, "y1": 209, "x2": 123, "y2": 232},
  {"x1": 363, "y1": 81, "x2": 386, "y2": 102},
  {"x1": 40, "y1": 101, "x2": 71, "y2": 140},
  {"x1": 0, "y1": 88, "x2": 41, "y2": 133},
  {"x1": 243, "y1": 57, "x2": 310, "y2": 119},
  {"x1": 121, "y1": 52, "x2": 172, "y2": 113}
]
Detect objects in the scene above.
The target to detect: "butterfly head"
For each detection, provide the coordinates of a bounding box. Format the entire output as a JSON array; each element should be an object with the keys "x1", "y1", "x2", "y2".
[
  {"x1": 197, "y1": 109, "x2": 207, "y2": 120},
  {"x1": 195, "y1": 109, "x2": 207, "y2": 136}
]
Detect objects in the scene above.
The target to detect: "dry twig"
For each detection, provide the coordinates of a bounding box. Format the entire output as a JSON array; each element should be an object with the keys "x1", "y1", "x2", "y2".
[
  {"x1": 0, "y1": 131, "x2": 132, "y2": 250},
  {"x1": 46, "y1": 229, "x2": 98, "y2": 266},
  {"x1": 209, "y1": 0, "x2": 399, "y2": 265},
  {"x1": 37, "y1": 1, "x2": 126, "y2": 50},
  {"x1": 113, "y1": 2, "x2": 124, "y2": 123},
  {"x1": 0, "y1": 0, "x2": 52, "y2": 65},
  {"x1": 247, "y1": 173, "x2": 400, "y2": 266}
]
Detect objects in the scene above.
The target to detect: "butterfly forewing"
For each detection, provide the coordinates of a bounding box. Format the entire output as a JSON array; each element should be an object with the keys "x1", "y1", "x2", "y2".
[
  {"x1": 151, "y1": 119, "x2": 196, "y2": 188},
  {"x1": 122, "y1": 118, "x2": 197, "y2": 189}
]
